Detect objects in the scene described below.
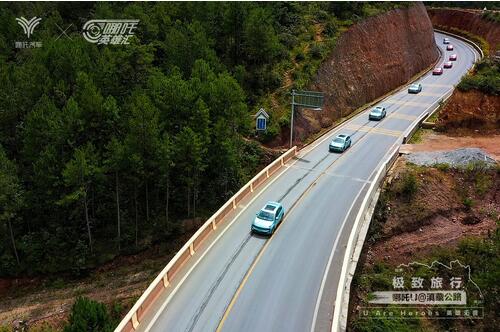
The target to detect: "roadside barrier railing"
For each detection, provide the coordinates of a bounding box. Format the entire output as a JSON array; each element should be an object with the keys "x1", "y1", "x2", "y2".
[{"x1": 115, "y1": 146, "x2": 297, "y2": 332}]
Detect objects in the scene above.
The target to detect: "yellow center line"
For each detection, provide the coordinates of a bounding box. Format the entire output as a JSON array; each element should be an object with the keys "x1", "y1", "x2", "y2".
[
  {"x1": 425, "y1": 83, "x2": 453, "y2": 88},
  {"x1": 384, "y1": 99, "x2": 432, "y2": 107},
  {"x1": 418, "y1": 91, "x2": 444, "y2": 97},
  {"x1": 386, "y1": 113, "x2": 418, "y2": 121},
  {"x1": 343, "y1": 124, "x2": 402, "y2": 137},
  {"x1": 216, "y1": 126, "x2": 376, "y2": 331}
]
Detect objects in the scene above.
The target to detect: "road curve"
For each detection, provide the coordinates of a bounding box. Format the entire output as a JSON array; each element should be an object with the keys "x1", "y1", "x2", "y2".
[{"x1": 138, "y1": 32, "x2": 479, "y2": 332}]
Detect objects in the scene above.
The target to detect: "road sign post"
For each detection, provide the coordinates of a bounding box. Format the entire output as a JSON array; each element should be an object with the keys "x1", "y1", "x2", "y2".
[{"x1": 289, "y1": 89, "x2": 324, "y2": 148}]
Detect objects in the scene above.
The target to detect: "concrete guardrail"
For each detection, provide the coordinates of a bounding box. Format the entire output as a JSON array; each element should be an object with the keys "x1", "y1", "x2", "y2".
[{"x1": 115, "y1": 146, "x2": 297, "y2": 332}]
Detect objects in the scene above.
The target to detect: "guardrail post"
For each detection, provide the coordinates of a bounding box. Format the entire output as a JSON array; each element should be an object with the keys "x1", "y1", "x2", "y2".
[
  {"x1": 211, "y1": 220, "x2": 216, "y2": 230},
  {"x1": 132, "y1": 312, "x2": 139, "y2": 329},
  {"x1": 189, "y1": 243, "x2": 194, "y2": 256},
  {"x1": 281, "y1": 158, "x2": 284, "y2": 166},
  {"x1": 266, "y1": 169, "x2": 269, "y2": 178},
  {"x1": 232, "y1": 200, "x2": 236, "y2": 209},
  {"x1": 163, "y1": 274, "x2": 169, "y2": 287},
  {"x1": 250, "y1": 183, "x2": 254, "y2": 192}
]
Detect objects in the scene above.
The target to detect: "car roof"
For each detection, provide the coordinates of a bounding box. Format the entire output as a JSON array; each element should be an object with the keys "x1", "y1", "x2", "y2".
[
  {"x1": 337, "y1": 134, "x2": 347, "y2": 138},
  {"x1": 374, "y1": 106, "x2": 385, "y2": 109},
  {"x1": 263, "y1": 201, "x2": 280, "y2": 211}
]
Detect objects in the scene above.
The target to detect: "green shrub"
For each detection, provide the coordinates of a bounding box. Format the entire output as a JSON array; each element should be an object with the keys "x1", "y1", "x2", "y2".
[
  {"x1": 64, "y1": 297, "x2": 114, "y2": 332},
  {"x1": 295, "y1": 51, "x2": 305, "y2": 62},
  {"x1": 482, "y1": 11, "x2": 500, "y2": 23},
  {"x1": 309, "y1": 43, "x2": 323, "y2": 59},
  {"x1": 434, "y1": 163, "x2": 450, "y2": 172},
  {"x1": 400, "y1": 171, "x2": 419, "y2": 200},
  {"x1": 462, "y1": 196, "x2": 474, "y2": 210}
]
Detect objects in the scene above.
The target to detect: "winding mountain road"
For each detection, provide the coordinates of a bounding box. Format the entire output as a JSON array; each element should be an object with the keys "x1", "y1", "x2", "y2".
[{"x1": 136, "y1": 32, "x2": 479, "y2": 332}]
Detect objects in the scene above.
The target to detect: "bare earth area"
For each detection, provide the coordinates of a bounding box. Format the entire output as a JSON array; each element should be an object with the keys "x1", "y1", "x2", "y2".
[
  {"x1": 0, "y1": 235, "x2": 191, "y2": 330},
  {"x1": 401, "y1": 131, "x2": 500, "y2": 161},
  {"x1": 367, "y1": 209, "x2": 497, "y2": 266}
]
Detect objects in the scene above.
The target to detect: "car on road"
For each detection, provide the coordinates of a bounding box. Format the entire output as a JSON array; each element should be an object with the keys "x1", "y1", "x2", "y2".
[
  {"x1": 408, "y1": 83, "x2": 422, "y2": 94},
  {"x1": 432, "y1": 67, "x2": 443, "y2": 75},
  {"x1": 443, "y1": 61, "x2": 453, "y2": 69},
  {"x1": 449, "y1": 54, "x2": 457, "y2": 61},
  {"x1": 329, "y1": 134, "x2": 351, "y2": 152},
  {"x1": 251, "y1": 202, "x2": 284, "y2": 235},
  {"x1": 446, "y1": 44, "x2": 454, "y2": 51},
  {"x1": 443, "y1": 38, "x2": 450, "y2": 44},
  {"x1": 369, "y1": 106, "x2": 387, "y2": 120}
]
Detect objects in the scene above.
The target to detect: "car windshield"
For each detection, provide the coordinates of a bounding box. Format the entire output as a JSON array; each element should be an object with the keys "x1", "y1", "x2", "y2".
[
  {"x1": 371, "y1": 109, "x2": 382, "y2": 114},
  {"x1": 257, "y1": 210, "x2": 274, "y2": 221},
  {"x1": 333, "y1": 137, "x2": 345, "y2": 143}
]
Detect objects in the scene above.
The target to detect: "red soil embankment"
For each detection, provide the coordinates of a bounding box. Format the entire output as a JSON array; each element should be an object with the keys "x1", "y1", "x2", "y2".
[
  {"x1": 284, "y1": 3, "x2": 438, "y2": 146},
  {"x1": 436, "y1": 90, "x2": 500, "y2": 134},
  {"x1": 427, "y1": 8, "x2": 500, "y2": 52}
]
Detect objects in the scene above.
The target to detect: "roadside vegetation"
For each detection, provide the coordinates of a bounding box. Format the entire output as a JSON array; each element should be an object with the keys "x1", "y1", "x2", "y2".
[
  {"x1": 457, "y1": 58, "x2": 500, "y2": 95},
  {"x1": 349, "y1": 161, "x2": 500, "y2": 331},
  {"x1": 0, "y1": 1, "x2": 413, "y2": 280}
]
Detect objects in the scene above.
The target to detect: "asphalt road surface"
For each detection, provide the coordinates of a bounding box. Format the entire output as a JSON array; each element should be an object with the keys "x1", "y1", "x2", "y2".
[{"x1": 138, "y1": 32, "x2": 479, "y2": 332}]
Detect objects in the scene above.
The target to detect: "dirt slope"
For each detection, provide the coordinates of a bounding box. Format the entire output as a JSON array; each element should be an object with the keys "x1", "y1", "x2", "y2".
[
  {"x1": 287, "y1": 3, "x2": 438, "y2": 145},
  {"x1": 436, "y1": 90, "x2": 500, "y2": 134},
  {"x1": 427, "y1": 8, "x2": 500, "y2": 51}
]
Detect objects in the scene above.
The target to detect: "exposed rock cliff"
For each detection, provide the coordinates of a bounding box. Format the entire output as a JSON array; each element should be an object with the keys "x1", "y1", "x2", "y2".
[
  {"x1": 427, "y1": 8, "x2": 500, "y2": 52},
  {"x1": 286, "y1": 3, "x2": 439, "y2": 146},
  {"x1": 436, "y1": 90, "x2": 500, "y2": 134}
]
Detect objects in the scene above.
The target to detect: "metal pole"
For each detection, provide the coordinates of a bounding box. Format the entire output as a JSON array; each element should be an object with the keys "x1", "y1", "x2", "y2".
[{"x1": 290, "y1": 90, "x2": 295, "y2": 148}]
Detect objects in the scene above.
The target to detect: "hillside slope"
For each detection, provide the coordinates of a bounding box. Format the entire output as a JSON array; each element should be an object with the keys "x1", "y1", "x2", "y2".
[
  {"x1": 427, "y1": 8, "x2": 500, "y2": 52},
  {"x1": 282, "y1": 3, "x2": 439, "y2": 145}
]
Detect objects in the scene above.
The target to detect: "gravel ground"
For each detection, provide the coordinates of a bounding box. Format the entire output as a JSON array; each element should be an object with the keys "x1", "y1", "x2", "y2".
[{"x1": 405, "y1": 148, "x2": 497, "y2": 168}]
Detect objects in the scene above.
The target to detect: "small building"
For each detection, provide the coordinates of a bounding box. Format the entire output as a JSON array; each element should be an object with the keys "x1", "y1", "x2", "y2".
[{"x1": 254, "y1": 108, "x2": 269, "y2": 131}]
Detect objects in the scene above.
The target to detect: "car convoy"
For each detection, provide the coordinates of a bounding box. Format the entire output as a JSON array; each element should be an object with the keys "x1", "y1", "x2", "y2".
[{"x1": 251, "y1": 36, "x2": 457, "y2": 234}]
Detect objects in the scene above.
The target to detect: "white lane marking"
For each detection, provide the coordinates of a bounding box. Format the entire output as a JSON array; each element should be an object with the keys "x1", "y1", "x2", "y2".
[
  {"x1": 289, "y1": 164, "x2": 372, "y2": 184},
  {"x1": 143, "y1": 162, "x2": 299, "y2": 332},
  {"x1": 143, "y1": 116, "x2": 370, "y2": 331},
  {"x1": 325, "y1": 33, "x2": 480, "y2": 332},
  {"x1": 309, "y1": 158, "x2": 381, "y2": 332}
]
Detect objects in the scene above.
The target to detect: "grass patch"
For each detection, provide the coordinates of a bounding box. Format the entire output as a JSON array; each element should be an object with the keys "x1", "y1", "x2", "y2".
[
  {"x1": 482, "y1": 11, "x2": 500, "y2": 23},
  {"x1": 407, "y1": 128, "x2": 430, "y2": 144},
  {"x1": 457, "y1": 58, "x2": 500, "y2": 95}
]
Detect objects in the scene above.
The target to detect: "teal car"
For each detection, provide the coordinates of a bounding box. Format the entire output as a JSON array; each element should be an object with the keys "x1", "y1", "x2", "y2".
[
  {"x1": 408, "y1": 83, "x2": 422, "y2": 94},
  {"x1": 329, "y1": 134, "x2": 352, "y2": 153},
  {"x1": 251, "y1": 202, "x2": 284, "y2": 235}
]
